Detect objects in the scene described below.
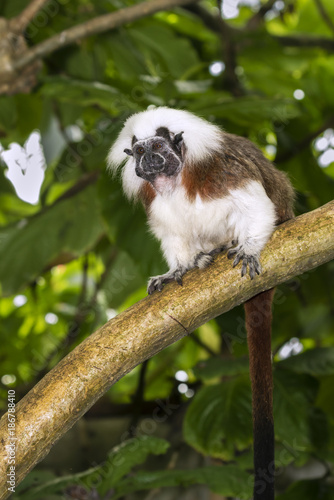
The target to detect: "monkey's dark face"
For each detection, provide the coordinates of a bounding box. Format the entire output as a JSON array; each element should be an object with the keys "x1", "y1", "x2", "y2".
[{"x1": 124, "y1": 127, "x2": 184, "y2": 185}]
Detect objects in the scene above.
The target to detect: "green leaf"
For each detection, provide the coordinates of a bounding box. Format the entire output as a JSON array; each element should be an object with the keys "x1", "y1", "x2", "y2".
[
  {"x1": 98, "y1": 174, "x2": 164, "y2": 277},
  {"x1": 15, "y1": 94, "x2": 44, "y2": 137},
  {"x1": 14, "y1": 437, "x2": 170, "y2": 499},
  {"x1": 0, "y1": 0, "x2": 28, "y2": 18},
  {"x1": 102, "y1": 251, "x2": 145, "y2": 307},
  {"x1": 0, "y1": 184, "x2": 104, "y2": 294},
  {"x1": 277, "y1": 348, "x2": 334, "y2": 376},
  {"x1": 276, "y1": 479, "x2": 334, "y2": 500},
  {"x1": 194, "y1": 356, "x2": 249, "y2": 380},
  {"x1": 183, "y1": 376, "x2": 253, "y2": 459},
  {"x1": 129, "y1": 21, "x2": 199, "y2": 79},
  {"x1": 103, "y1": 32, "x2": 147, "y2": 81},
  {"x1": 115, "y1": 465, "x2": 252, "y2": 500},
  {"x1": 40, "y1": 77, "x2": 120, "y2": 114},
  {"x1": 317, "y1": 375, "x2": 334, "y2": 418},
  {"x1": 13, "y1": 470, "x2": 57, "y2": 500},
  {"x1": 188, "y1": 96, "x2": 301, "y2": 127},
  {"x1": 0, "y1": 96, "x2": 17, "y2": 133},
  {"x1": 101, "y1": 436, "x2": 170, "y2": 489},
  {"x1": 273, "y1": 369, "x2": 319, "y2": 449},
  {"x1": 280, "y1": 146, "x2": 334, "y2": 206}
]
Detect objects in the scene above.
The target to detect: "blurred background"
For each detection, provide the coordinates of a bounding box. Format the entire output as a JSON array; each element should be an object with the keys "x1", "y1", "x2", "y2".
[{"x1": 0, "y1": 0, "x2": 333, "y2": 498}]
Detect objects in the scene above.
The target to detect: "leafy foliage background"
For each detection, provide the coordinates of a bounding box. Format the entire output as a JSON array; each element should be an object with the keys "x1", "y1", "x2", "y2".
[{"x1": 0, "y1": 0, "x2": 334, "y2": 498}]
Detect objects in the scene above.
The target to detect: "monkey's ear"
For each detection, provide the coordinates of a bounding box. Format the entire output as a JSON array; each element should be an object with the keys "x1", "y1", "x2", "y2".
[
  {"x1": 173, "y1": 132, "x2": 184, "y2": 151},
  {"x1": 132, "y1": 135, "x2": 138, "y2": 146},
  {"x1": 124, "y1": 148, "x2": 133, "y2": 156}
]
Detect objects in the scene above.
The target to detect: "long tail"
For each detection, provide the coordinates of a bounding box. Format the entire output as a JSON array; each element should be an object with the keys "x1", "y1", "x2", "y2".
[{"x1": 244, "y1": 288, "x2": 275, "y2": 500}]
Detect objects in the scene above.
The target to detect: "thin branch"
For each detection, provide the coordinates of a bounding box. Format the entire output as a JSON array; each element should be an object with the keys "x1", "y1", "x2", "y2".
[
  {"x1": 185, "y1": 3, "x2": 222, "y2": 33},
  {"x1": 54, "y1": 170, "x2": 100, "y2": 204},
  {"x1": 219, "y1": 20, "x2": 244, "y2": 96},
  {"x1": 9, "y1": 0, "x2": 50, "y2": 33},
  {"x1": 0, "y1": 201, "x2": 333, "y2": 498},
  {"x1": 276, "y1": 116, "x2": 334, "y2": 163},
  {"x1": 189, "y1": 333, "x2": 217, "y2": 356},
  {"x1": 40, "y1": 248, "x2": 118, "y2": 376},
  {"x1": 185, "y1": 4, "x2": 245, "y2": 96},
  {"x1": 313, "y1": 0, "x2": 334, "y2": 35},
  {"x1": 246, "y1": 0, "x2": 277, "y2": 30},
  {"x1": 273, "y1": 34, "x2": 334, "y2": 50},
  {"x1": 37, "y1": 254, "x2": 91, "y2": 378},
  {"x1": 11, "y1": 0, "x2": 201, "y2": 72},
  {"x1": 129, "y1": 360, "x2": 149, "y2": 433}
]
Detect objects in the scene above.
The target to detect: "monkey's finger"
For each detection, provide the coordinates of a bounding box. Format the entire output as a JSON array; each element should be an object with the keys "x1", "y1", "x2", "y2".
[
  {"x1": 249, "y1": 263, "x2": 256, "y2": 280},
  {"x1": 250, "y1": 257, "x2": 261, "y2": 276},
  {"x1": 147, "y1": 283, "x2": 156, "y2": 295},
  {"x1": 175, "y1": 275, "x2": 183, "y2": 286},
  {"x1": 241, "y1": 260, "x2": 248, "y2": 277},
  {"x1": 254, "y1": 260, "x2": 261, "y2": 275},
  {"x1": 232, "y1": 253, "x2": 242, "y2": 267}
]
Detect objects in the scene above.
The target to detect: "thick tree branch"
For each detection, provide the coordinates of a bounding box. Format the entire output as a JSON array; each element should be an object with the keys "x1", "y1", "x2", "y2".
[
  {"x1": 10, "y1": 0, "x2": 200, "y2": 72},
  {"x1": 9, "y1": 0, "x2": 50, "y2": 33},
  {"x1": 0, "y1": 201, "x2": 333, "y2": 499}
]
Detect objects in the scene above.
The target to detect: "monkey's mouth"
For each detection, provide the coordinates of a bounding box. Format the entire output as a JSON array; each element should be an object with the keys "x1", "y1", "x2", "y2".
[
  {"x1": 135, "y1": 168, "x2": 157, "y2": 182},
  {"x1": 135, "y1": 167, "x2": 178, "y2": 194}
]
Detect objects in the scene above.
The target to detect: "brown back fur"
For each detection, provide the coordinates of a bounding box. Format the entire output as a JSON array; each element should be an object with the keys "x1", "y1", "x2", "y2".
[{"x1": 181, "y1": 132, "x2": 294, "y2": 224}]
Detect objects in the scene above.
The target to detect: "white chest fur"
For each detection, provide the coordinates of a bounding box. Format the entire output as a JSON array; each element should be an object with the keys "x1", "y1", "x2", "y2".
[{"x1": 148, "y1": 180, "x2": 276, "y2": 269}]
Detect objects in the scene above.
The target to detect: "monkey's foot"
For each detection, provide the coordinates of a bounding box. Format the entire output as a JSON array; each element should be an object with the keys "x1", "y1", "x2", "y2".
[
  {"x1": 194, "y1": 246, "x2": 227, "y2": 269},
  {"x1": 147, "y1": 267, "x2": 186, "y2": 294},
  {"x1": 227, "y1": 247, "x2": 261, "y2": 279}
]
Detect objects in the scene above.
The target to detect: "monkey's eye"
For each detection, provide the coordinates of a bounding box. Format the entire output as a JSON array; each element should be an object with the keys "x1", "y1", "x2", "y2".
[
  {"x1": 136, "y1": 147, "x2": 145, "y2": 155},
  {"x1": 153, "y1": 142, "x2": 162, "y2": 150}
]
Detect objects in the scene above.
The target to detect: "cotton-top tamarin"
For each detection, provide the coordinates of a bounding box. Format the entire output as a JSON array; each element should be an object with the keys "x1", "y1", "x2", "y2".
[{"x1": 108, "y1": 107, "x2": 295, "y2": 500}]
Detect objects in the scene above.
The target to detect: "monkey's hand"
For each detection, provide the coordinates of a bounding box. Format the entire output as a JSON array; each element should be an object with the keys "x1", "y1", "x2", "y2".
[
  {"x1": 227, "y1": 246, "x2": 261, "y2": 279},
  {"x1": 147, "y1": 267, "x2": 187, "y2": 294}
]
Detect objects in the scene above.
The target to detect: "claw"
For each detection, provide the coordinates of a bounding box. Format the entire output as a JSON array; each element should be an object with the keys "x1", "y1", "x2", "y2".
[
  {"x1": 227, "y1": 249, "x2": 236, "y2": 260},
  {"x1": 241, "y1": 260, "x2": 248, "y2": 277},
  {"x1": 232, "y1": 253, "x2": 242, "y2": 267},
  {"x1": 148, "y1": 281, "x2": 156, "y2": 295},
  {"x1": 249, "y1": 263, "x2": 255, "y2": 280},
  {"x1": 176, "y1": 275, "x2": 183, "y2": 286},
  {"x1": 228, "y1": 246, "x2": 262, "y2": 279}
]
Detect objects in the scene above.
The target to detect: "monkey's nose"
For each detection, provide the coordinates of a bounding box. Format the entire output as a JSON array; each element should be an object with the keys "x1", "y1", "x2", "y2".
[{"x1": 150, "y1": 154, "x2": 164, "y2": 171}]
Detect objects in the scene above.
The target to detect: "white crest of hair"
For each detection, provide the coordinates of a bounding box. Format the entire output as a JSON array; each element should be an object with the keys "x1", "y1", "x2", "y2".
[{"x1": 107, "y1": 106, "x2": 223, "y2": 199}]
